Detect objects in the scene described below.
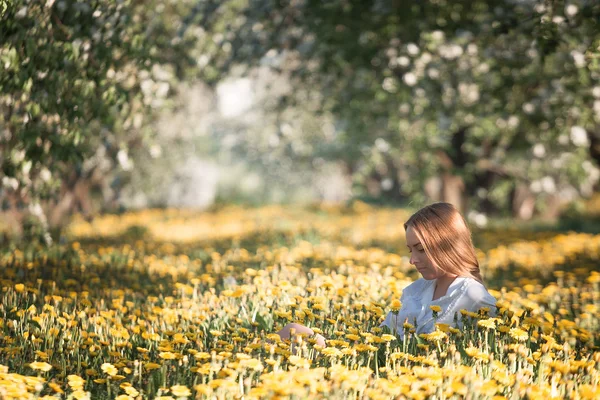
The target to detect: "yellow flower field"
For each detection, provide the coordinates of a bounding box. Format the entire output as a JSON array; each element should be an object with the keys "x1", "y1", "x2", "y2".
[{"x1": 0, "y1": 203, "x2": 599, "y2": 399}]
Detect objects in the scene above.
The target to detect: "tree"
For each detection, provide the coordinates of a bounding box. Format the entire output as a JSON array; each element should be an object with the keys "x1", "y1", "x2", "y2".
[
  {"x1": 183, "y1": 0, "x2": 600, "y2": 218},
  {"x1": 0, "y1": 0, "x2": 198, "y2": 241}
]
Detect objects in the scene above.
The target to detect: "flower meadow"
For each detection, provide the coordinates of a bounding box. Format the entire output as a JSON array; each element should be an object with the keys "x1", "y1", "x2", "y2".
[{"x1": 0, "y1": 204, "x2": 599, "y2": 399}]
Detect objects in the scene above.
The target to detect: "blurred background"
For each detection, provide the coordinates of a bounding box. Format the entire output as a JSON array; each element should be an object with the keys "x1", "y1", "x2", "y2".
[{"x1": 1, "y1": 0, "x2": 600, "y2": 243}]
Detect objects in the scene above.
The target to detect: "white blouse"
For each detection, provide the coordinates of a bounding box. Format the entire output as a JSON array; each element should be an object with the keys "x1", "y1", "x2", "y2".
[{"x1": 381, "y1": 277, "x2": 497, "y2": 336}]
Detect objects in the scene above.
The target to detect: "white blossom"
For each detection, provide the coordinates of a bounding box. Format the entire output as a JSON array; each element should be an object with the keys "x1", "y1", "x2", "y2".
[
  {"x1": 156, "y1": 82, "x2": 170, "y2": 98},
  {"x1": 558, "y1": 134, "x2": 569, "y2": 145},
  {"x1": 117, "y1": 149, "x2": 133, "y2": 171},
  {"x1": 431, "y1": 30, "x2": 445, "y2": 41},
  {"x1": 407, "y1": 43, "x2": 419, "y2": 55},
  {"x1": 439, "y1": 44, "x2": 463, "y2": 59},
  {"x1": 541, "y1": 176, "x2": 556, "y2": 193},
  {"x1": 2, "y1": 176, "x2": 19, "y2": 190},
  {"x1": 533, "y1": 143, "x2": 545, "y2": 158},
  {"x1": 522, "y1": 103, "x2": 535, "y2": 114},
  {"x1": 381, "y1": 178, "x2": 393, "y2": 191},
  {"x1": 458, "y1": 83, "x2": 480, "y2": 105},
  {"x1": 15, "y1": 7, "x2": 27, "y2": 18},
  {"x1": 375, "y1": 138, "x2": 390, "y2": 153},
  {"x1": 403, "y1": 72, "x2": 417, "y2": 86},
  {"x1": 571, "y1": 50, "x2": 586, "y2": 68},
  {"x1": 40, "y1": 168, "x2": 52, "y2": 182},
  {"x1": 467, "y1": 43, "x2": 478, "y2": 55},
  {"x1": 418, "y1": 52, "x2": 432, "y2": 64},
  {"x1": 530, "y1": 180, "x2": 542, "y2": 193},
  {"x1": 396, "y1": 56, "x2": 410, "y2": 67},
  {"x1": 565, "y1": 4, "x2": 578, "y2": 17},
  {"x1": 477, "y1": 63, "x2": 490, "y2": 74},
  {"x1": 382, "y1": 77, "x2": 397, "y2": 93},
  {"x1": 427, "y1": 68, "x2": 440, "y2": 79},
  {"x1": 149, "y1": 145, "x2": 162, "y2": 158},
  {"x1": 570, "y1": 126, "x2": 589, "y2": 147},
  {"x1": 467, "y1": 211, "x2": 488, "y2": 227}
]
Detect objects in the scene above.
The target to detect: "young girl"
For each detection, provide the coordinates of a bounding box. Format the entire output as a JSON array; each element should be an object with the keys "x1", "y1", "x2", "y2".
[{"x1": 278, "y1": 202, "x2": 497, "y2": 346}]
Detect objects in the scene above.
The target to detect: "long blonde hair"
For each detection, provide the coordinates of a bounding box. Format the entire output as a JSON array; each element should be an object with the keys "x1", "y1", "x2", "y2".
[{"x1": 404, "y1": 202, "x2": 483, "y2": 283}]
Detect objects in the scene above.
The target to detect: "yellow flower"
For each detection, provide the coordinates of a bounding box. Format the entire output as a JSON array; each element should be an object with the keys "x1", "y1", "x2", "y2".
[
  {"x1": 390, "y1": 299, "x2": 402, "y2": 312},
  {"x1": 477, "y1": 318, "x2": 496, "y2": 330},
  {"x1": 101, "y1": 363, "x2": 118, "y2": 376},
  {"x1": 124, "y1": 386, "x2": 140, "y2": 397},
  {"x1": 288, "y1": 355, "x2": 311, "y2": 368},
  {"x1": 430, "y1": 305, "x2": 442, "y2": 313},
  {"x1": 15, "y1": 283, "x2": 25, "y2": 293},
  {"x1": 355, "y1": 344, "x2": 378, "y2": 352},
  {"x1": 29, "y1": 361, "x2": 52, "y2": 372},
  {"x1": 194, "y1": 384, "x2": 212, "y2": 396},
  {"x1": 144, "y1": 362, "x2": 161, "y2": 371},
  {"x1": 159, "y1": 351, "x2": 178, "y2": 360},
  {"x1": 478, "y1": 307, "x2": 491, "y2": 315},
  {"x1": 423, "y1": 330, "x2": 447, "y2": 342},
  {"x1": 68, "y1": 375, "x2": 85, "y2": 390},
  {"x1": 381, "y1": 334, "x2": 397, "y2": 342},
  {"x1": 321, "y1": 348, "x2": 342, "y2": 358},
  {"x1": 48, "y1": 382, "x2": 64, "y2": 394},
  {"x1": 71, "y1": 390, "x2": 91, "y2": 400},
  {"x1": 239, "y1": 358, "x2": 264, "y2": 371},
  {"x1": 451, "y1": 382, "x2": 467, "y2": 396},
  {"x1": 509, "y1": 328, "x2": 529, "y2": 342},
  {"x1": 170, "y1": 385, "x2": 191, "y2": 397},
  {"x1": 345, "y1": 333, "x2": 360, "y2": 341},
  {"x1": 465, "y1": 346, "x2": 479, "y2": 357},
  {"x1": 498, "y1": 325, "x2": 510, "y2": 333}
]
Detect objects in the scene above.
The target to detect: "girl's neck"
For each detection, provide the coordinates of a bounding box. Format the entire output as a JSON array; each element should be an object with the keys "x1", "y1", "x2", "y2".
[
  {"x1": 436, "y1": 273, "x2": 458, "y2": 287},
  {"x1": 432, "y1": 274, "x2": 458, "y2": 300}
]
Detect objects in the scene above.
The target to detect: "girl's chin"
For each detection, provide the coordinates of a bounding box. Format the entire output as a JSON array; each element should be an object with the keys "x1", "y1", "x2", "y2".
[{"x1": 419, "y1": 271, "x2": 437, "y2": 280}]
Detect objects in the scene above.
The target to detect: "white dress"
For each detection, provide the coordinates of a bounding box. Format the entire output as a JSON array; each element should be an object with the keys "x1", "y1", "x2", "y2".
[{"x1": 380, "y1": 277, "x2": 497, "y2": 336}]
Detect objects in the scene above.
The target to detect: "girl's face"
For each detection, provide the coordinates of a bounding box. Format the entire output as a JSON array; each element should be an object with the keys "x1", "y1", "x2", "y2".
[{"x1": 406, "y1": 225, "x2": 441, "y2": 280}]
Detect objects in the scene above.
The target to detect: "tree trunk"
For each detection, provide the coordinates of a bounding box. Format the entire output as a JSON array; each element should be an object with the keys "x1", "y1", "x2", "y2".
[
  {"x1": 440, "y1": 172, "x2": 466, "y2": 213},
  {"x1": 49, "y1": 175, "x2": 94, "y2": 228},
  {"x1": 434, "y1": 127, "x2": 470, "y2": 213},
  {"x1": 512, "y1": 183, "x2": 535, "y2": 220},
  {"x1": 3, "y1": 191, "x2": 24, "y2": 238},
  {"x1": 424, "y1": 176, "x2": 442, "y2": 202},
  {"x1": 538, "y1": 193, "x2": 563, "y2": 221},
  {"x1": 587, "y1": 128, "x2": 600, "y2": 168}
]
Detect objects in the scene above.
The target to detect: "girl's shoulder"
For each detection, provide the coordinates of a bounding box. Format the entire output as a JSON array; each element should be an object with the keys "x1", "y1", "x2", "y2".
[{"x1": 462, "y1": 277, "x2": 496, "y2": 302}]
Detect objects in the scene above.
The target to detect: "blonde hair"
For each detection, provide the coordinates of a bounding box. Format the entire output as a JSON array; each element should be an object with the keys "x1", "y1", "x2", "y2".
[{"x1": 404, "y1": 202, "x2": 483, "y2": 283}]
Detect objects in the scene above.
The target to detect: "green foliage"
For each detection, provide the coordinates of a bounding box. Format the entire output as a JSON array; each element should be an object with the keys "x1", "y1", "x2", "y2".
[
  {"x1": 189, "y1": 0, "x2": 600, "y2": 214},
  {"x1": 2, "y1": 0, "x2": 600, "y2": 235},
  {"x1": 0, "y1": 0, "x2": 209, "y2": 239}
]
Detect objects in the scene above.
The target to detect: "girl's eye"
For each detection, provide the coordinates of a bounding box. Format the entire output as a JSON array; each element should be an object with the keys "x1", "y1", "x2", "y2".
[{"x1": 417, "y1": 249, "x2": 425, "y2": 253}]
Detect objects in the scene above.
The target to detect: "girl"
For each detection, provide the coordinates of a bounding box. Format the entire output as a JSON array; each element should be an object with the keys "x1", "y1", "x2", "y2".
[{"x1": 278, "y1": 202, "x2": 497, "y2": 346}]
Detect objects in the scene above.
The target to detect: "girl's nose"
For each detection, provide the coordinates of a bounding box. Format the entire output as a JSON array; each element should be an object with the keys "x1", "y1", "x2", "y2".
[{"x1": 409, "y1": 253, "x2": 417, "y2": 265}]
